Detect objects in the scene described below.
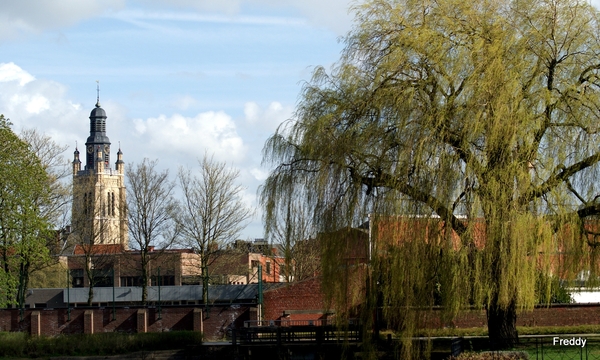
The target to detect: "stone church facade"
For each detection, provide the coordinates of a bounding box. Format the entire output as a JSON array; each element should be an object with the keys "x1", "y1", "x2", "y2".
[{"x1": 71, "y1": 98, "x2": 128, "y2": 249}]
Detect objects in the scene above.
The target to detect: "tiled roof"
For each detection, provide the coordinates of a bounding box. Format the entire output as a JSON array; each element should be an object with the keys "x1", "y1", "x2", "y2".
[{"x1": 73, "y1": 244, "x2": 125, "y2": 255}]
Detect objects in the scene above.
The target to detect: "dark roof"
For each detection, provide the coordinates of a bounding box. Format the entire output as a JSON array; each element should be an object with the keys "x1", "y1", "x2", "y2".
[{"x1": 90, "y1": 105, "x2": 106, "y2": 118}]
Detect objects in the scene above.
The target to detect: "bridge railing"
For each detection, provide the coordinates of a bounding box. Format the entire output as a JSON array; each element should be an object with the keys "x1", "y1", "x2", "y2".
[
  {"x1": 243, "y1": 318, "x2": 359, "y2": 328},
  {"x1": 233, "y1": 320, "x2": 361, "y2": 345}
]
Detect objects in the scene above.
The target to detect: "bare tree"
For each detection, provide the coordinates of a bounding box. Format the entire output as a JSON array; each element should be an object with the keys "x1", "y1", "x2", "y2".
[
  {"x1": 178, "y1": 154, "x2": 253, "y2": 304},
  {"x1": 262, "y1": 189, "x2": 317, "y2": 282},
  {"x1": 127, "y1": 158, "x2": 178, "y2": 304}
]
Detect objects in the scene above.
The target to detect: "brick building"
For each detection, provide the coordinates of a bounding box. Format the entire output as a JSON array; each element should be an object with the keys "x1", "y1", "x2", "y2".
[
  {"x1": 65, "y1": 244, "x2": 202, "y2": 288},
  {"x1": 209, "y1": 239, "x2": 286, "y2": 284}
]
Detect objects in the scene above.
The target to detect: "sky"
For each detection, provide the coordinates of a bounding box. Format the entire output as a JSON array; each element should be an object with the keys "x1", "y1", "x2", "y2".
[
  {"x1": 2, "y1": 0, "x2": 600, "y2": 242},
  {"x1": 0, "y1": 0, "x2": 357, "y2": 241}
]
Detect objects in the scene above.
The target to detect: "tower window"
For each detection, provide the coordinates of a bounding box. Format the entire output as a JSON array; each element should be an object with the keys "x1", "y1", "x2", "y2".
[
  {"x1": 84, "y1": 192, "x2": 92, "y2": 215},
  {"x1": 107, "y1": 192, "x2": 115, "y2": 216}
]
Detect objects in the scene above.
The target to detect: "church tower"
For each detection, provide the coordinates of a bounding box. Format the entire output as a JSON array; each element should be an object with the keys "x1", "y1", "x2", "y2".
[{"x1": 72, "y1": 93, "x2": 128, "y2": 249}]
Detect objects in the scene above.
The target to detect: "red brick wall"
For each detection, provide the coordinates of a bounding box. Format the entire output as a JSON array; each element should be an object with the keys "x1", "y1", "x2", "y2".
[
  {"x1": 420, "y1": 304, "x2": 600, "y2": 329},
  {"x1": 262, "y1": 279, "x2": 600, "y2": 330},
  {"x1": 262, "y1": 278, "x2": 325, "y2": 320},
  {"x1": 5, "y1": 302, "x2": 600, "y2": 339},
  {"x1": 0, "y1": 305, "x2": 249, "y2": 341}
]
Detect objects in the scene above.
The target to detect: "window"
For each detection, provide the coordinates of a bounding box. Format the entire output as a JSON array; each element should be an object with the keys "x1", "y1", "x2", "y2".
[
  {"x1": 280, "y1": 264, "x2": 287, "y2": 277},
  {"x1": 111, "y1": 192, "x2": 115, "y2": 215},
  {"x1": 251, "y1": 260, "x2": 259, "y2": 269},
  {"x1": 120, "y1": 276, "x2": 143, "y2": 287},
  {"x1": 151, "y1": 275, "x2": 175, "y2": 286},
  {"x1": 71, "y1": 269, "x2": 84, "y2": 288},
  {"x1": 266, "y1": 262, "x2": 271, "y2": 274},
  {"x1": 181, "y1": 276, "x2": 201, "y2": 285},
  {"x1": 107, "y1": 192, "x2": 115, "y2": 216},
  {"x1": 93, "y1": 268, "x2": 113, "y2": 287}
]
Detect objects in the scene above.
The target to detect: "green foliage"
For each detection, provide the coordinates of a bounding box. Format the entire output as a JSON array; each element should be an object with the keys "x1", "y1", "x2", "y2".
[
  {"x1": 0, "y1": 115, "x2": 53, "y2": 307},
  {"x1": 449, "y1": 353, "x2": 528, "y2": 360},
  {"x1": 261, "y1": 0, "x2": 600, "y2": 355},
  {"x1": 536, "y1": 275, "x2": 573, "y2": 305},
  {"x1": 0, "y1": 331, "x2": 202, "y2": 358},
  {"x1": 29, "y1": 260, "x2": 67, "y2": 288}
]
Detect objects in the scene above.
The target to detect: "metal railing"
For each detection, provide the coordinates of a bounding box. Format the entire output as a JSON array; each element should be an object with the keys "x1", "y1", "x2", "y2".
[
  {"x1": 243, "y1": 318, "x2": 359, "y2": 328},
  {"x1": 233, "y1": 320, "x2": 361, "y2": 346}
]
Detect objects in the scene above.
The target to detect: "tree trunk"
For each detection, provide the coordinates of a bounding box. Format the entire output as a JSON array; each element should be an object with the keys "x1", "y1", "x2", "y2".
[
  {"x1": 487, "y1": 296, "x2": 518, "y2": 350},
  {"x1": 202, "y1": 265, "x2": 209, "y2": 305},
  {"x1": 87, "y1": 285, "x2": 94, "y2": 306},
  {"x1": 141, "y1": 273, "x2": 148, "y2": 305},
  {"x1": 141, "y1": 252, "x2": 148, "y2": 305}
]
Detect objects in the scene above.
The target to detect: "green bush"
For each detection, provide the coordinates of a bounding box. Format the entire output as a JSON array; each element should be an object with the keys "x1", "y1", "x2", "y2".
[
  {"x1": 536, "y1": 275, "x2": 573, "y2": 305},
  {"x1": 0, "y1": 332, "x2": 27, "y2": 357},
  {"x1": 0, "y1": 331, "x2": 202, "y2": 358},
  {"x1": 449, "y1": 352, "x2": 528, "y2": 360}
]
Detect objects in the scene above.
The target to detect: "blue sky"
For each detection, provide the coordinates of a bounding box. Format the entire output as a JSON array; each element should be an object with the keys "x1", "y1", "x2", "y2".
[
  {"x1": 2, "y1": 0, "x2": 600, "y2": 242},
  {"x1": 0, "y1": 0, "x2": 355, "y2": 240}
]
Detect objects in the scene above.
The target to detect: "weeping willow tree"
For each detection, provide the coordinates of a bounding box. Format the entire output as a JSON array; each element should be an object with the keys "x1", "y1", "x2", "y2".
[{"x1": 261, "y1": 0, "x2": 600, "y2": 355}]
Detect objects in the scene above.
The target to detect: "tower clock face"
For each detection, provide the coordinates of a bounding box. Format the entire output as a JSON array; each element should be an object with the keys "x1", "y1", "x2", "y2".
[
  {"x1": 87, "y1": 145, "x2": 93, "y2": 154},
  {"x1": 104, "y1": 145, "x2": 110, "y2": 154}
]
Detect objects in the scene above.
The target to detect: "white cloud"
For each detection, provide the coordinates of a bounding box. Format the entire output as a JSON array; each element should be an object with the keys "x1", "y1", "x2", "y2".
[
  {"x1": 24, "y1": 95, "x2": 50, "y2": 114},
  {"x1": 0, "y1": 0, "x2": 124, "y2": 40},
  {"x1": 112, "y1": 9, "x2": 306, "y2": 26},
  {"x1": 139, "y1": 0, "x2": 243, "y2": 14},
  {"x1": 250, "y1": 167, "x2": 269, "y2": 181},
  {"x1": 138, "y1": 0, "x2": 355, "y2": 35},
  {"x1": 0, "y1": 62, "x2": 35, "y2": 85},
  {"x1": 244, "y1": 101, "x2": 292, "y2": 132},
  {"x1": 0, "y1": 62, "x2": 87, "y2": 148},
  {"x1": 271, "y1": 0, "x2": 356, "y2": 35},
  {"x1": 244, "y1": 102, "x2": 261, "y2": 123},
  {"x1": 132, "y1": 111, "x2": 246, "y2": 162}
]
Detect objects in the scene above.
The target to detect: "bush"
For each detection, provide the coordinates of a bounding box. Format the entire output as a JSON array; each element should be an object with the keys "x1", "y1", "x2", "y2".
[
  {"x1": 0, "y1": 331, "x2": 202, "y2": 358},
  {"x1": 0, "y1": 332, "x2": 27, "y2": 357},
  {"x1": 449, "y1": 351, "x2": 529, "y2": 360}
]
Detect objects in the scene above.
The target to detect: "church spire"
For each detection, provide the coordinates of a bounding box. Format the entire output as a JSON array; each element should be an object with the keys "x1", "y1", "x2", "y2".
[
  {"x1": 85, "y1": 83, "x2": 110, "y2": 172},
  {"x1": 96, "y1": 80, "x2": 101, "y2": 108},
  {"x1": 72, "y1": 141, "x2": 81, "y2": 175}
]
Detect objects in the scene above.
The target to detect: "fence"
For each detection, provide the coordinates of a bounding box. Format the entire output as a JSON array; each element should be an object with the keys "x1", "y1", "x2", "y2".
[{"x1": 233, "y1": 320, "x2": 361, "y2": 346}]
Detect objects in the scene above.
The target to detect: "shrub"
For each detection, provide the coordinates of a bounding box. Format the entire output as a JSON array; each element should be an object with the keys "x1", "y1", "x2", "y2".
[
  {"x1": 449, "y1": 351, "x2": 529, "y2": 360},
  {"x1": 0, "y1": 331, "x2": 202, "y2": 357}
]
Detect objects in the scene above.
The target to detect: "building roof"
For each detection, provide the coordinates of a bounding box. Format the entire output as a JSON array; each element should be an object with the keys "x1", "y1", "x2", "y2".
[
  {"x1": 73, "y1": 244, "x2": 125, "y2": 255},
  {"x1": 61, "y1": 283, "x2": 284, "y2": 304},
  {"x1": 72, "y1": 244, "x2": 197, "y2": 256}
]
